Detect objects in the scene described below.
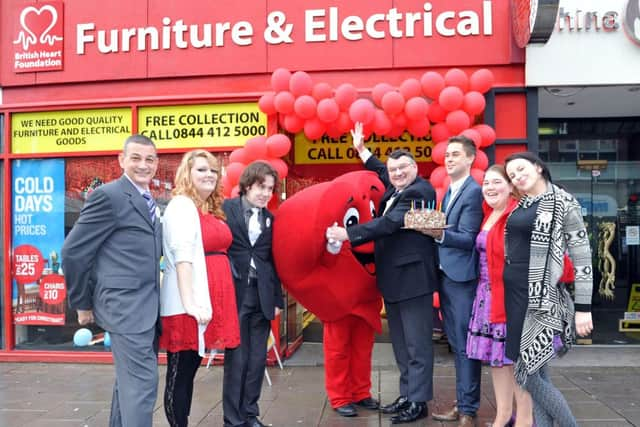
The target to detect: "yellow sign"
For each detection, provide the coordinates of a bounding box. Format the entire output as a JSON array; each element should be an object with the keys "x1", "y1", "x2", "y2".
[
  {"x1": 138, "y1": 103, "x2": 266, "y2": 149},
  {"x1": 294, "y1": 132, "x2": 434, "y2": 164},
  {"x1": 12, "y1": 108, "x2": 132, "y2": 154}
]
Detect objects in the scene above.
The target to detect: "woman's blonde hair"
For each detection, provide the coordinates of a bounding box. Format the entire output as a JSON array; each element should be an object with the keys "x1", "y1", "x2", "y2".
[{"x1": 173, "y1": 149, "x2": 225, "y2": 219}]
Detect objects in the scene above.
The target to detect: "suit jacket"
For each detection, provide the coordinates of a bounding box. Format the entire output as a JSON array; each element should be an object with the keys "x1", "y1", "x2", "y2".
[
  {"x1": 223, "y1": 197, "x2": 284, "y2": 320},
  {"x1": 61, "y1": 176, "x2": 162, "y2": 334},
  {"x1": 438, "y1": 175, "x2": 483, "y2": 283},
  {"x1": 347, "y1": 156, "x2": 438, "y2": 303}
]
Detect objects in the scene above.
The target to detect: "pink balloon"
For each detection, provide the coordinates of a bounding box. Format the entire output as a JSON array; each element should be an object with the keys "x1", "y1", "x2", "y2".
[
  {"x1": 294, "y1": 95, "x2": 317, "y2": 120},
  {"x1": 473, "y1": 124, "x2": 497, "y2": 147},
  {"x1": 317, "y1": 98, "x2": 340, "y2": 123},
  {"x1": 460, "y1": 128, "x2": 482, "y2": 148},
  {"x1": 266, "y1": 134, "x2": 292, "y2": 158},
  {"x1": 349, "y1": 99, "x2": 375, "y2": 124},
  {"x1": 421, "y1": 71, "x2": 445, "y2": 100},
  {"x1": 312, "y1": 82, "x2": 333, "y2": 101},
  {"x1": 470, "y1": 69, "x2": 495, "y2": 93},
  {"x1": 427, "y1": 102, "x2": 447, "y2": 123},
  {"x1": 336, "y1": 112, "x2": 353, "y2": 134},
  {"x1": 431, "y1": 141, "x2": 448, "y2": 165},
  {"x1": 334, "y1": 83, "x2": 358, "y2": 111},
  {"x1": 372, "y1": 83, "x2": 395, "y2": 107},
  {"x1": 446, "y1": 110, "x2": 471, "y2": 135},
  {"x1": 439, "y1": 86, "x2": 465, "y2": 112},
  {"x1": 268, "y1": 157, "x2": 289, "y2": 179},
  {"x1": 304, "y1": 118, "x2": 326, "y2": 140},
  {"x1": 472, "y1": 149, "x2": 489, "y2": 170},
  {"x1": 405, "y1": 97, "x2": 430, "y2": 121},
  {"x1": 381, "y1": 91, "x2": 405, "y2": 115},
  {"x1": 244, "y1": 136, "x2": 268, "y2": 160},
  {"x1": 271, "y1": 68, "x2": 291, "y2": 92},
  {"x1": 274, "y1": 91, "x2": 295, "y2": 114},
  {"x1": 407, "y1": 118, "x2": 430, "y2": 138},
  {"x1": 373, "y1": 109, "x2": 392, "y2": 136},
  {"x1": 283, "y1": 113, "x2": 304, "y2": 133},
  {"x1": 471, "y1": 168, "x2": 485, "y2": 185},
  {"x1": 289, "y1": 71, "x2": 313, "y2": 96},
  {"x1": 258, "y1": 92, "x2": 277, "y2": 115},
  {"x1": 399, "y1": 78, "x2": 422, "y2": 100},
  {"x1": 229, "y1": 148, "x2": 249, "y2": 164},
  {"x1": 444, "y1": 68, "x2": 469, "y2": 92},
  {"x1": 226, "y1": 162, "x2": 245, "y2": 186},
  {"x1": 430, "y1": 123, "x2": 451, "y2": 143},
  {"x1": 463, "y1": 91, "x2": 486, "y2": 116},
  {"x1": 429, "y1": 166, "x2": 447, "y2": 188}
]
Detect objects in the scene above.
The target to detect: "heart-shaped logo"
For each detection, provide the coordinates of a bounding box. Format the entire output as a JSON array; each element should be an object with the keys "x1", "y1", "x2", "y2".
[{"x1": 13, "y1": 5, "x2": 63, "y2": 50}]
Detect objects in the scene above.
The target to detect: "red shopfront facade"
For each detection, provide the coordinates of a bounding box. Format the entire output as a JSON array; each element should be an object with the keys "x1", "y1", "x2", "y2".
[{"x1": 0, "y1": 0, "x2": 531, "y2": 362}]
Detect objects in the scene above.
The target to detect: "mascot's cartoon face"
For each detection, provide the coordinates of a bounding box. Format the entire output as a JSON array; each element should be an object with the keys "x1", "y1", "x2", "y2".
[{"x1": 273, "y1": 171, "x2": 384, "y2": 324}]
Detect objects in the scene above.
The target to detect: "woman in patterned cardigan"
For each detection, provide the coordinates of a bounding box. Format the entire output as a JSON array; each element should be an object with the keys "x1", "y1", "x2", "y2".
[{"x1": 503, "y1": 152, "x2": 593, "y2": 427}]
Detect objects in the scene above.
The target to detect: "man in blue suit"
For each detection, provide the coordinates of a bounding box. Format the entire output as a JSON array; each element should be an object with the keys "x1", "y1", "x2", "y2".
[{"x1": 423, "y1": 136, "x2": 483, "y2": 427}]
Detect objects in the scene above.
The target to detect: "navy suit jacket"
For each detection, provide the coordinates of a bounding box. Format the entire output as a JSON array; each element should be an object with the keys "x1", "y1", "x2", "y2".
[{"x1": 438, "y1": 175, "x2": 483, "y2": 283}]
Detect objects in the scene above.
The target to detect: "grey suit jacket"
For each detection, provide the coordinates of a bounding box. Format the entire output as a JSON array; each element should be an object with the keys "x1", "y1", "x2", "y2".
[{"x1": 62, "y1": 176, "x2": 162, "y2": 334}]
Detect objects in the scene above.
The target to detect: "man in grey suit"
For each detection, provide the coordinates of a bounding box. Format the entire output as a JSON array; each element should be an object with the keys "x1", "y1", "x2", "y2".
[{"x1": 62, "y1": 134, "x2": 162, "y2": 427}]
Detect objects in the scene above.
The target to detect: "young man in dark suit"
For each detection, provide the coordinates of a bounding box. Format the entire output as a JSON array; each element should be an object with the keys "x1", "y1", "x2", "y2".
[
  {"x1": 62, "y1": 134, "x2": 162, "y2": 427},
  {"x1": 222, "y1": 161, "x2": 284, "y2": 427},
  {"x1": 327, "y1": 122, "x2": 438, "y2": 424}
]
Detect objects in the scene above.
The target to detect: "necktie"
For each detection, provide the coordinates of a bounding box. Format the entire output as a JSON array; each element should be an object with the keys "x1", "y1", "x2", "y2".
[
  {"x1": 442, "y1": 187, "x2": 452, "y2": 213},
  {"x1": 248, "y1": 207, "x2": 261, "y2": 246},
  {"x1": 142, "y1": 191, "x2": 156, "y2": 223},
  {"x1": 383, "y1": 190, "x2": 399, "y2": 215}
]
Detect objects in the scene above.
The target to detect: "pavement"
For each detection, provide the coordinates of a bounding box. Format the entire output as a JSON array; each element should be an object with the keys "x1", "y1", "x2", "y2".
[{"x1": 1, "y1": 343, "x2": 639, "y2": 426}]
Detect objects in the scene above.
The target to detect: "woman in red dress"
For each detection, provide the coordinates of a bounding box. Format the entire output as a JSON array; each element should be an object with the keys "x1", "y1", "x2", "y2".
[{"x1": 160, "y1": 149, "x2": 240, "y2": 427}]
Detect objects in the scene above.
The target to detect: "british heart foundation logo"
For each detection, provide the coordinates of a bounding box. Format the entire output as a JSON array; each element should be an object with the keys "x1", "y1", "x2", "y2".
[{"x1": 12, "y1": 1, "x2": 64, "y2": 73}]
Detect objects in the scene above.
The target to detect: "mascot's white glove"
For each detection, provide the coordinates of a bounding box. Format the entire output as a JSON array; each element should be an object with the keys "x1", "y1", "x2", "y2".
[{"x1": 326, "y1": 222, "x2": 343, "y2": 255}]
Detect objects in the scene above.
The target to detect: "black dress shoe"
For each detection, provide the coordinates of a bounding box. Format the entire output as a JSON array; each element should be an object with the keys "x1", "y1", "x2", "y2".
[
  {"x1": 247, "y1": 418, "x2": 266, "y2": 427},
  {"x1": 390, "y1": 401, "x2": 428, "y2": 424},
  {"x1": 354, "y1": 397, "x2": 380, "y2": 410},
  {"x1": 335, "y1": 403, "x2": 358, "y2": 417},
  {"x1": 381, "y1": 396, "x2": 410, "y2": 414}
]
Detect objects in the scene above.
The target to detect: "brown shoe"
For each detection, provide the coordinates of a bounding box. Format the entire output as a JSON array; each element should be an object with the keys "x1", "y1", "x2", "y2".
[
  {"x1": 458, "y1": 414, "x2": 476, "y2": 427},
  {"x1": 432, "y1": 405, "x2": 459, "y2": 421}
]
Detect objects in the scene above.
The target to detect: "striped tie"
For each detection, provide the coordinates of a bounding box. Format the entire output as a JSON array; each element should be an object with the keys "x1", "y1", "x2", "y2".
[{"x1": 142, "y1": 191, "x2": 156, "y2": 224}]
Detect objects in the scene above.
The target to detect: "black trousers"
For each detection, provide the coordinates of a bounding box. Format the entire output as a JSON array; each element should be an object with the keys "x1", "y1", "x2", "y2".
[{"x1": 164, "y1": 350, "x2": 202, "y2": 427}]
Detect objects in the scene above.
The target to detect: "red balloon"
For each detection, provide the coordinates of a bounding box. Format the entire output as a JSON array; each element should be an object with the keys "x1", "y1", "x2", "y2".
[
  {"x1": 289, "y1": 71, "x2": 313, "y2": 96},
  {"x1": 317, "y1": 98, "x2": 340, "y2": 123},
  {"x1": 470, "y1": 69, "x2": 495, "y2": 93},
  {"x1": 392, "y1": 112, "x2": 408, "y2": 128},
  {"x1": 326, "y1": 121, "x2": 343, "y2": 138},
  {"x1": 349, "y1": 99, "x2": 375, "y2": 124},
  {"x1": 244, "y1": 136, "x2": 268, "y2": 160},
  {"x1": 473, "y1": 124, "x2": 497, "y2": 147},
  {"x1": 258, "y1": 92, "x2": 277, "y2": 115},
  {"x1": 421, "y1": 71, "x2": 445, "y2": 100},
  {"x1": 372, "y1": 82, "x2": 395, "y2": 107},
  {"x1": 381, "y1": 91, "x2": 405, "y2": 115},
  {"x1": 283, "y1": 113, "x2": 304, "y2": 133},
  {"x1": 463, "y1": 91, "x2": 486, "y2": 116},
  {"x1": 399, "y1": 78, "x2": 422, "y2": 100},
  {"x1": 304, "y1": 118, "x2": 326, "y2": 140},
  {"x1": 407, "y1": 118, "x2": 430, "y2": 138},
  {"x1": 472, "y1": 150, "x2": 489, "y2": 170},
  {"x1": 266, "y1": 134, "x2": 292, "y2": 158},
  {"x1": 435, "y1": 187, "x2": 446, "y2": 204},
  {"x1": 229, "y1": 148, "x2": 249, "y2": 164},
  {"x1": 429, "y1": 166, "x2": 447, "y2": 188},
  {"x1": 225, "y1": 162, "x2": 245, "y2": 186},
  {"x1": 268, "y1": 157, "x2": 289, "y2": 179},
  {"x1": 312, "y1": 82, "x2": 333, "y2": 101},
  {"x1": 446, "y1": 110, "x2": 471, "y2": 135},
  {"x1": 405, "y1": 97, "x2": 430, "y2": 121},
  {"x1": 427, "y1": 102, "x2": 447, "y2": 123},
  {"x1": 431, "y1": 141, "x2": 448, "y2": 165},
  {"x1": 460, "y1": 128, "x2": 482, "y2": 148},
  {"x1": 271, "y1": 68, "x2": 291, "y2": 92},
  {"x1": 294, "y1": 95, "x2": 317, "y2": 120},
  {"x1": 274, "y1": 91, "x2": 295, "y2": 114},
  {"x1": 221, "y1": 174, "x2": 231, "y2": 197},
  {"x1": 335, "y1": 112, "x2": 353, "y2": 134},
  {"x1": 388, "y1": 124, "x2": 405, "y2": 139},
  {"x1": 430, "y1": 123, "x2": 451, "y2": 143},
  {"x1": 439, "y1": 86, "x2": 464, "y2": 111},
  {"x1": 470, "y1": 168, "x2": 485, "y2": 185},
  {"x1": 444, "y1": 68, "x2": 469, "y2": 92},
  {"x1": 373, "y1": 109, "x2": 392, "y2": 136},
  {"x1": 230, "y1": 185, "x2": 240, "y2": 198},
  {"x1": 334, "y1": 83, "x2": 358, "y2": 111}
]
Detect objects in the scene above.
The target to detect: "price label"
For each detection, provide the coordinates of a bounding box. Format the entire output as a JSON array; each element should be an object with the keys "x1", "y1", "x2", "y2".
[
  {"x1": 12, "y1": 244, "x2": 44, "y2": 285},
  {"x1": 39, "y1": 275, "x2": 67, "y2": 305}
]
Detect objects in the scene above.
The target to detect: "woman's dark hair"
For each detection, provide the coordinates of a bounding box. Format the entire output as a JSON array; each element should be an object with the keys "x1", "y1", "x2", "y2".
[{"x1": 504, "y1": 151, "x2": 553, "y2": 183}]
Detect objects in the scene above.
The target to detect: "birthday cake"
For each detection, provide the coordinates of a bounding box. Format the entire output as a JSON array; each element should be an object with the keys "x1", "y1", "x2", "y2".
[{"x1": 404, "y1": 202, "x2": 447, "y2": 230}]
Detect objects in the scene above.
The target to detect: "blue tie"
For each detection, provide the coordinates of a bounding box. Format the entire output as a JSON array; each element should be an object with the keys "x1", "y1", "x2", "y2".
[
  {"x1": 442, "y1": 187, "x2": 452, "y2": 212},
  {"x1": 142, "y1": 191, "x2": 156, "y2": 224}
]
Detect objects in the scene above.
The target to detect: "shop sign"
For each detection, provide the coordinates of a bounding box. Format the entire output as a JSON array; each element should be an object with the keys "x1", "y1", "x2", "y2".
[
  {"x1": 12, "y1": 1, "x2": 64, "y2": 73},
  {"x1": 11, "y1": 108, "x2": 131, "y2": 154},
  {"x1": 12, "y1": 159, "x2": 66, "y2": 325},
  {"x1": 294, "y1": 132, "x2": 433, "y2": 165},
  {"x1": 138, "y1": 103, "x2": 266, "y2": 149}
]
